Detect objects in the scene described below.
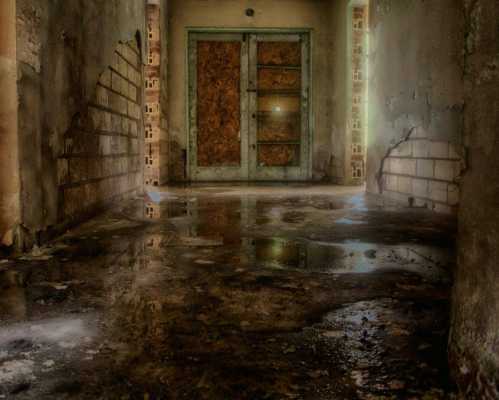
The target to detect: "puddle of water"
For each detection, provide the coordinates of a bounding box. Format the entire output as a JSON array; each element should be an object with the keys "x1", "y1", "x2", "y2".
[
  {"x1": 335, "y1": 218, "x2": 367, "y2": 225},
  {"x1": 348, "y1": 194, "x2": 369, "y2": 212},
  {"x1": 249, "y1": 238, "x2": 451, "y2": 279},
  {"x1": 0, "y1": 317, "x2": 96, "y2": 349}
]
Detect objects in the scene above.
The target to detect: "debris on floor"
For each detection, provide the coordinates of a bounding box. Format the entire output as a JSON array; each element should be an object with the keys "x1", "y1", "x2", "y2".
[{"x1": 0, "y1": 186, "x2": 457, "y2": 399}]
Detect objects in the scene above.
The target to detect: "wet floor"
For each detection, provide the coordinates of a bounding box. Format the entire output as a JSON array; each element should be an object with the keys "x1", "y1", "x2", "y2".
[{"x1": 0, "y1": 185, "x2": 457, "y2": 399}]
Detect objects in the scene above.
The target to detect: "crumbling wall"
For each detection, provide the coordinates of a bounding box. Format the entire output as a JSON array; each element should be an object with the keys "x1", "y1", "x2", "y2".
[
  {"x1": 0, "y1": 0, "x2": 20, "y2": 249},
  {"x1": 59, "y1": 41, "x2": 143, "y2": 220},
  {"x1": 449, "y1": 0, "x2": 499, "y2": 397},
  {"x1": 15, "y1": 0, "x2": 146, "y2": 249},
  {"x1": 381, "y1": 132, "x2": 465, "y2": 213},
  {"x1": 366, "y1": 0, "x2": 465, "y2": 211}
]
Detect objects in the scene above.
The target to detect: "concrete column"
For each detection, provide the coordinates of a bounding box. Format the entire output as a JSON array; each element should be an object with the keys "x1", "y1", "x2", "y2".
[
  {"x1": 449, "y1": 0, "x2": 499, "y2": 397},
  {"x1": 0, "y1": 0, "x2": 20, "y2": 248}
]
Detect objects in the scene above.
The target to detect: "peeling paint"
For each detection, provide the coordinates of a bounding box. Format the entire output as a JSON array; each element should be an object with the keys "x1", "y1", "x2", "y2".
[{"x1": 366, "y1": 0, "x2": 465, "y2": 214}]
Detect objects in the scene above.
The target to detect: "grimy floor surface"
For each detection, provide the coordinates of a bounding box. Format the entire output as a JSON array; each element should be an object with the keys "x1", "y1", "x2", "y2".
[{"x1": 0, "y1": 185, "x2": 457, "y2": 399}]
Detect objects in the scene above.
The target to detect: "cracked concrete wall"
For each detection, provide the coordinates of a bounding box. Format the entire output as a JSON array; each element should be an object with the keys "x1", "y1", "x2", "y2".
[
  {"x1": 449, "y1": 0, "x2": 499, "y2": 398},
  {"x1": 167, "y1": 0, "x2": 335, "y2": 181},
  {"x1": 15, "y1": 0, "x2": 147, "y2": 249},
  {"x1": 0, "y1": 0, "x2": 20, "y2": 249},
  {"x1": 366, "y1": 0, "x2": 465, "y2": 210}
]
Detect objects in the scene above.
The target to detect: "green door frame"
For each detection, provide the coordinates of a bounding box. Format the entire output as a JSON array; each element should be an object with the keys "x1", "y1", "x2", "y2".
[{"x1": 186, "y1": 27, "x2": 313, "y2": 182}]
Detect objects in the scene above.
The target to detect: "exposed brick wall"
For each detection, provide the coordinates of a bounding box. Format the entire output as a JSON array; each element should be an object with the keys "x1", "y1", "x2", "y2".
[
  {"x1": 145, "y1": 2, "x2": 168, "y2": 187},
  {"x1": 58, "y1": 41, "x2": 143, "y2": 219},
  {"x1": 348, "y1": 5, "x2": 368, "y2": 184},
  {"x1": 381, "y1": 128, "x2": 464, "y2": 213}
]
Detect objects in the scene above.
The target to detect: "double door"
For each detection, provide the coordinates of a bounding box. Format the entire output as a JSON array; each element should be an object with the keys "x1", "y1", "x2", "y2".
[{"x1": 188, "y1": 31, "x2": 311, "y2": 181}]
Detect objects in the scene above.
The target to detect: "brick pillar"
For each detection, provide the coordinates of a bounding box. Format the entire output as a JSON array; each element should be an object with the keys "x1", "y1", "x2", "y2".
[
  {"x1": 346, "y1": 5, "x2": 368, "y2": 185},
  {"x1": 144, "y1": 2, "x2": 168, "y2": 187}
]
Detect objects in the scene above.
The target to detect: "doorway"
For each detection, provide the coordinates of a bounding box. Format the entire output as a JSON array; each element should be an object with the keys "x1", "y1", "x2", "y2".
[{"x1": 188, "y1": 31, "x2": 311, "y2": 181}]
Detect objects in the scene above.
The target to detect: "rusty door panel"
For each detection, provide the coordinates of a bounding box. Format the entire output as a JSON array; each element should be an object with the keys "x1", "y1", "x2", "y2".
[
  {"x1": 257, "y1": 95, "x2": 300, "y2": 113},
  {"x1": 258, "y1": 144, "x2": 300, "y2": 167},
  {"x1": 249, "y1": 33, "x2": 310, "y2": 180},
  {"x1": 257, "y1": 68, "x2": 301, "y2": 91},
  {"x1": 257, "y1": 113, "x2": 301, "y2": 142},
  {"x1": 257, "y1": 42, "x2": 301, "y2": 66},
  {"x1": 197, "y1": 41, "x2": 241, "y2": 167}
]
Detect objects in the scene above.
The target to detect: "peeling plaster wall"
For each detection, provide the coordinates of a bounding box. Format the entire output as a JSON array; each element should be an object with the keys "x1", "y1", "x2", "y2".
[
  {"x1": 366, "y1": 0, "x2": 465, "y2": 210},
  {"x1": 449, "y1": 0, "x2": 499, "y2": 398},
  {"x1": 15, "y1": 0, "x2": 147, "y2": 249},
  {"x1": 167, "y1": 0, "x2": 334, "y2": 181},
  {"x1": 0, "y1": 0, "x2": 20, "y2": 248},
  {"x1": 330, "y1": 0, "x2": 349, "y2": 184}
]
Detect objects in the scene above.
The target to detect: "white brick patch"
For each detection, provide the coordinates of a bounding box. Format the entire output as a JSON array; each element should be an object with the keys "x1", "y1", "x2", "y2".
[
  {"x1": 416, "y1": 159, "x2": 434, "y2": 178},
  {"x1": 429, "y1": 141, "x2": 449, "y2": 159},
  {"x1": 391, "y1": 141, "x2": 412, "y2": 157},
  {"x1": 412, "y1": 140, "x2": 429, "y2": 158},
  {"x1": 435, "y1": 160, "x2": 459, "y2": 182},
  {"x1": 429, "y1": 181, "x2": 448, "y2": 203},
  {"x1": 397, "y1": 176, "x2": 413, "y2": 194},
  {"x1": 381, "y1": 137, "x2": 464, "y2": 213},
  {"x1": 391, "y1": 158, "x2": 417, "y2": 176},
  {"x1": 412, "y1": 179, "x2": 429, "y2": 198}
]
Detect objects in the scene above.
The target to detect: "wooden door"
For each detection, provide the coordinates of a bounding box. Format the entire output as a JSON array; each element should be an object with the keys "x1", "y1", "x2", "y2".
[
  {"x1": 248, "y1": 33, "x2": 311, "y2": 181},
  {"x1": 188, "y1": 33, "x2": 249, "y2": 181}
]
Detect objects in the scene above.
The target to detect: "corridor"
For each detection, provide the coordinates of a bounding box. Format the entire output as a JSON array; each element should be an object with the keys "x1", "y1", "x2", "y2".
[
  {"x1": 1, "y1": 0, "x2": 498, "y2": 398},
  {"x1": 0, "y1": 186, "x2": 456, "y2": 399}
]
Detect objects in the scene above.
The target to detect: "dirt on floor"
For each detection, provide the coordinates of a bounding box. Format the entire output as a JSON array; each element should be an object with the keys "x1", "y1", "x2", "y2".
[{"x1": 0, "y1": 185, "x2": 457, "y2": 399}]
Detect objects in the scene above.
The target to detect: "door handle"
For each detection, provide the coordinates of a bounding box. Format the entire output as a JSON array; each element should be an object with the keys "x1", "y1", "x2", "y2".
[{"x1": 247, "y1": 88, "x2": 258, "y2": 93}]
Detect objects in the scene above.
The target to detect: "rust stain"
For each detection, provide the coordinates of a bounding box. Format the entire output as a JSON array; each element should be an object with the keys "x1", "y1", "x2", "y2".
[
  {"x1": 258, "y1": 68, "x2": 301, "y2": 91},
  {"x1": 258, "y1": 113, "x2": 301, "y2": 142},
  {"x1": 258, "y1": 144, "x2": 299, "y2": 167},
  {"x1": 197, "y1": 41, "x2": 241, "y2": 167},
  {"x1": 258, "y1": 95, "x2": 300, "y2": 113},
  {"x1": 258, "y1": 42, "x2": 301, "y2": 66}
]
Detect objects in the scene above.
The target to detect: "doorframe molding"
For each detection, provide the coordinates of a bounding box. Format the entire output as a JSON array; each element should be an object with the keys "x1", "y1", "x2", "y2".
[{"x1": 184, "y1": 27, "x2": 314, "y2": 181}]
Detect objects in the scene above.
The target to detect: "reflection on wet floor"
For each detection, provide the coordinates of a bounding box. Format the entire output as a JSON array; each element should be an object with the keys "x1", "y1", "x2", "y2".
[
  {"x1": 249, "y1": 238, "x2": 451, "y2": 279},
  {"x1": 0, "y1": 185, "x2": 457, "y2": 399}
]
